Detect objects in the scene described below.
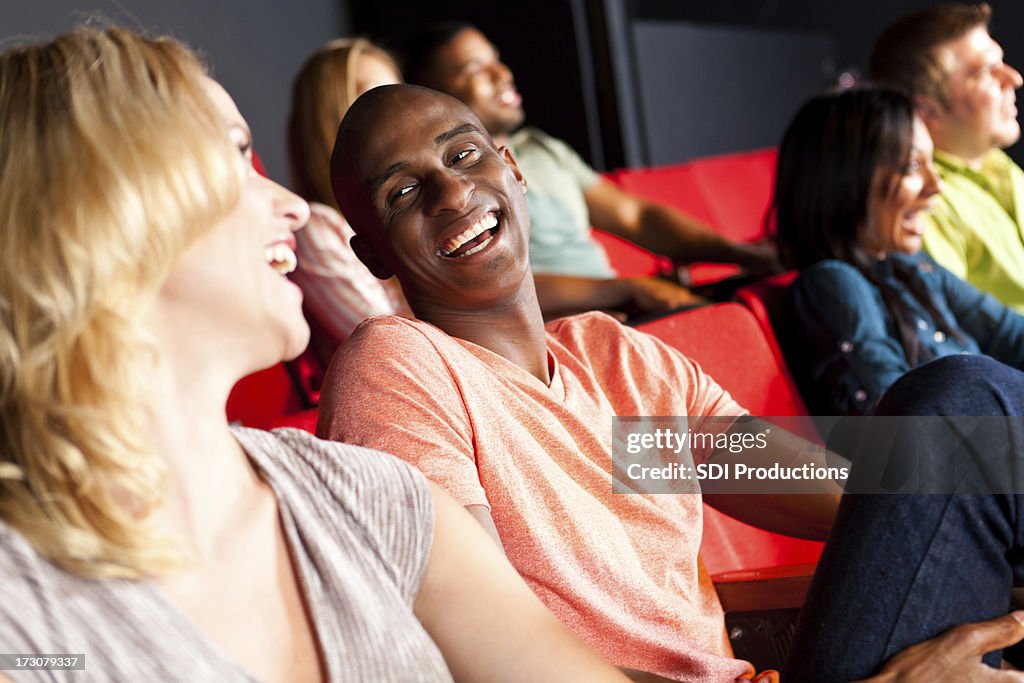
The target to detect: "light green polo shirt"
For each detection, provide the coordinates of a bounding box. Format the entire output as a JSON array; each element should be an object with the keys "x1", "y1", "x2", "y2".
[
  {"x1": 923, "y1": 148, "x2": 1024, "y2": 313},
  {"x1": 509, "y1": 127, "x2": 614, "y2": 278}
]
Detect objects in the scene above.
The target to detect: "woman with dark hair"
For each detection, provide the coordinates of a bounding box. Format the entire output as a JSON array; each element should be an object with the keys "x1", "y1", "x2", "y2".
[{"x1": 772, "y1": 86, "x2": 1024, "y2": 416}]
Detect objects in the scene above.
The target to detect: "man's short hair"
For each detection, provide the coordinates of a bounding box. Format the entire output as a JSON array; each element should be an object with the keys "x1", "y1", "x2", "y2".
[
  {"x1": 868, "y1": 3, "x2": 992, "y2": 107},
  {"x1": 389, "y1": 21, "x2": 474, "y2": 90}
]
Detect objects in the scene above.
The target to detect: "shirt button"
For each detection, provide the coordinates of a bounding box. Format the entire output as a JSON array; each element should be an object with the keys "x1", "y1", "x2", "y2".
[
  {"x1": 854, "y1": 389, "x2": 868, "y2": 402},
  {"x1": 917, "y1": 319, "x2": 928, "y2": 330},
  {"x1": 840, "y1": 341, "x2": 854, "y2": 352},
  {"x1": 934, "y1": 331, "x2": 946, "y2": 343}
]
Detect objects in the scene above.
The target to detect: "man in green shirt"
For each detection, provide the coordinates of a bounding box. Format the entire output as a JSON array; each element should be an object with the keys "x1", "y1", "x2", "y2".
[{"x1": 870, "y1": 3, "x2": 1024, "y2": 312}]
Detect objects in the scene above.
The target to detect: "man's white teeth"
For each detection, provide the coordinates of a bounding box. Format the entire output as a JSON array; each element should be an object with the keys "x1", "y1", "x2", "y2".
[
  {"x1": 458, "y1": 233, "x2": 495, "y2": 257},
  {"x1": 500, "y1": 90, "x2": 518, "y2": 105},
  {"x1": 265, "y1": 243, "x2": 297, "y2": 275},
  {"x1": 441, "y1": 213, "x2": 498, "y2": 256}
]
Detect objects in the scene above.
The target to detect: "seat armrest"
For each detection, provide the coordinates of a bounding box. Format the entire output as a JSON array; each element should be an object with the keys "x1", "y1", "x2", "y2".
[{"x1": 712, "y1": 563, "x2": 816, "y2": 612}]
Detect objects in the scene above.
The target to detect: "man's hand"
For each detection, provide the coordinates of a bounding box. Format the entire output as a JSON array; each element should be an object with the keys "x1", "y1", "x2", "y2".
[
  {"x1": 862, "y1": 612, "x2": 1024, "y2": 682},
  {"x1": 625, "y1": 277, "x2": 707, "y2": 312},
  {"x1": 731, "y1": 239, "x2": 783, "y2": 277}
]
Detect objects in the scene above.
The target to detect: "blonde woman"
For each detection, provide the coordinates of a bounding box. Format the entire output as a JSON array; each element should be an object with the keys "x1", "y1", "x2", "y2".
[
  {"x1": 0, "y1": 26, "x2": 628, "y2": 683},
  {"x1": 287, "y1": 38, "x2": 412, "y2": 363}
]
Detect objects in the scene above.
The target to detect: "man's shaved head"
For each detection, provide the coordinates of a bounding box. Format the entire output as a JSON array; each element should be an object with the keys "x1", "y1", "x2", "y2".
[
  {"x1": 327, "y1": 83, "x2": 531, "y2": 314},
  {"x1": 331, "y1": 84, "x2": 494, "y2": 233}
]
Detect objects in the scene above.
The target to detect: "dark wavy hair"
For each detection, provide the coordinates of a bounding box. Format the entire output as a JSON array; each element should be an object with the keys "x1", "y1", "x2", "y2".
[{"x1": 771, "y1": 86, "x2": 961, "y2": 366}]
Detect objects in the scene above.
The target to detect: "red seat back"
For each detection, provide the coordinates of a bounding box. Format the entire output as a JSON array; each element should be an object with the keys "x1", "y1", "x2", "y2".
[
  {"x1": 589, "y1": 228, "x2": 665, "y2": 278},
  {"x1": 734, "y1": 271, "x2": 797, "y2": 370},
  {"x1": 608, "y1": 149, "x2": 777, "y2": 243},
  {"x1": 636, "y1": 303, "x2": 823, "y2": 573},
  {"x1": 226, "y1": 364, "x2": 309, "y2": 428},
  {"x1": 598, "y1": 149, "x2": 777, "y2": 286},
  {"x1": 636, "y1": 302, "x2": 807, "y2": 417},
  {"x1": 259, "y1": 407, "x2": 319, "y2": 433}
]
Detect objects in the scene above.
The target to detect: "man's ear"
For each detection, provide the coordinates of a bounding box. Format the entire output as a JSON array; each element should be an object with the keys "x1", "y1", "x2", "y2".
[
  {"x1": 350, "y1": 233, "x2": 394, "y2": 280},
  {"x1": 913, "y1": 94, "x2": 944, "y2": 130},
  {"x1": 498, "y1": 146, "x2": 528, "y2": 194}
]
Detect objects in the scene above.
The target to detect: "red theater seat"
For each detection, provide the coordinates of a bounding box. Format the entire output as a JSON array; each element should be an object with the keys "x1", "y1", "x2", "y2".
[
  {"x1": 637, "y1": 303, "x2": 808, "y2": 419},
  {"x1": 261, "y1": 407, "x2": 319, "y2": 433},
  {"x1": 735, "y1": 271, "x2": 797, "y2": 371},
  {"x1": 589, "y1": 228, "x2": 666, "y2": 278},
  {"x1": 608, "y1": 149, "x2": 777, "y2": 243},
  {"x1": 636, "y1": 304, "x2": 823, "y2": 575},
  {"x1": 594, "y1": 149, "x2": 777, "y2": 287},
  {"x1": 226, "y1": 363, "x2": 309, "y2": 428}
]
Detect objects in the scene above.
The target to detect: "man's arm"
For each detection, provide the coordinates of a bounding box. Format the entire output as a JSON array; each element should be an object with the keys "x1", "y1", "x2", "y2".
[
  {"x1": 701, "y1": 419, "x2": 843, "y2": 541},
  {"x1": 533, "y1": 273, "x2": 705, "y2": 319},
  {"x1": 584, "y1": 180, "x2": 780, "y2": 274}
]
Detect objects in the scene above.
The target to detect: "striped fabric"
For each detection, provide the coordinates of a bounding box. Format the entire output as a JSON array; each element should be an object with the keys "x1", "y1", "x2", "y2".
[
  {"x1": 291, "y1": 203, "x2": 412, "y2": 351},
  {"x1": 0, "y1": 428, "x2": 451, "y2": 682}
]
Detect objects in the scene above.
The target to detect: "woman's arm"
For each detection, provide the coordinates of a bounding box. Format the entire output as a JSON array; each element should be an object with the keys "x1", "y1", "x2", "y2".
[
  {"x1": 414, "y1": 483, "x2": 629, "y2": 683},
  {"x1": 938, "y1": 262, "x2": 1024, "y2": 369}
]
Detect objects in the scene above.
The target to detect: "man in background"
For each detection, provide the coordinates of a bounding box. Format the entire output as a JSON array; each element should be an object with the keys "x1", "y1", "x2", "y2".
[
  {"x1": 870, "y1": 2, "x2": 1024, "y2": 312},
  {"x1": 396, "y1": 23, "x2": 779, "y2": 320}
]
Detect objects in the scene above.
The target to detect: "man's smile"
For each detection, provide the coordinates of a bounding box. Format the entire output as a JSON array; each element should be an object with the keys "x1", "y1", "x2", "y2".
[{"x1": 438, "y1": 210, "x2": 501, "y2": 258}]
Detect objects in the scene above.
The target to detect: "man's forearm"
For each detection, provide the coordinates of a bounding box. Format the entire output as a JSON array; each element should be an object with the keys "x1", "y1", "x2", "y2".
[
  {"x1": 701, "y1": 419, "x2": 844, "y2": 540},
  {"x1": 533, "y1": 274, "x2": 633, "y2": 318},
  {"x1": 636, "y1": 203, "x2": 750, "y2": 264}
]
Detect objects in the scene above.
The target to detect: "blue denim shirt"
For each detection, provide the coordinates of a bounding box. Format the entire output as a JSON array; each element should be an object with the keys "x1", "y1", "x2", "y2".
[{"x1": 784, "y1": 252, "x2": 1024, "y2": 415}]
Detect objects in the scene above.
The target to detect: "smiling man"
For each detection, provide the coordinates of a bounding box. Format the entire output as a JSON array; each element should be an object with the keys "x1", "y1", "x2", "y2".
[
  {"x1": 323, "y1": 83, "x2": 832, "y2": 682},
  {"x1": 316, "y1": 83, "x2": 1024, "y2": 681},
  {"x1": 393, "y1": 23, "x2": 779, "y2": 320},
  {"x1": 870, "y1": 3, "x2": 1024, "y2": 313}
]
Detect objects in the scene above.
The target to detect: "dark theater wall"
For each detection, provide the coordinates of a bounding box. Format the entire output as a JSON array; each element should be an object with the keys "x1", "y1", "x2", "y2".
[
  {"x1": 1, "y1": 0, "x2": 350, "y2": 184},
  {"x1": 4, "y1": 1, "x2": 1021, "y2": 174},
  {"x1": 353, "y1": 0, "x2": 1023, "y2": 170},
  {"x1": 612, "y1": 0, "x2": 1024, "y2": 167}
]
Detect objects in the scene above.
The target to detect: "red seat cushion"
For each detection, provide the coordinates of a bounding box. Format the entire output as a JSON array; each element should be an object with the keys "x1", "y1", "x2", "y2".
[{"x1": 636, "y1": 303, "x2": 823, "y2": 573}]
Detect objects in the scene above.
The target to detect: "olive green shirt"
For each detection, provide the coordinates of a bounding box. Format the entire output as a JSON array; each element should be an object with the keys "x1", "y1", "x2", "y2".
[{"x1": 923, "y1": 148, "x2": 1024, "y2": 313}]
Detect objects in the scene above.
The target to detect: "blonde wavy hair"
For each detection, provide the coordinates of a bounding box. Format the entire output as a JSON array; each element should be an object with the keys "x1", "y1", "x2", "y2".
[
  {"x1": 287, "y1": 37, "x2": 400, "y2": 209},
  {"x1": 0, "y1": 26, "x2": 245, "y2": 578}
]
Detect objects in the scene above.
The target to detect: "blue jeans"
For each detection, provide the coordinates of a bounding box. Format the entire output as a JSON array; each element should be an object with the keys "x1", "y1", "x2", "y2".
[{"x1": 784, "y1": 355, "x2": 1024, "y2": 681}]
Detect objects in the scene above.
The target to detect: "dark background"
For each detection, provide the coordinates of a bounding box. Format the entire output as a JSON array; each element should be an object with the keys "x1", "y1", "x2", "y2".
[{"x1": 5, "y1": 0, "x2": 1021, "y2": 181}]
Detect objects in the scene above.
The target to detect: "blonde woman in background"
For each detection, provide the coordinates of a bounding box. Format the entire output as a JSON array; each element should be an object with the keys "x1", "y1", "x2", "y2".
[
  {"x1": 0, "y1": 26, "x2": 630, "y2": 683},
  {"x1": 287, "y1": 38, "x2": 412, "y2": 365}
]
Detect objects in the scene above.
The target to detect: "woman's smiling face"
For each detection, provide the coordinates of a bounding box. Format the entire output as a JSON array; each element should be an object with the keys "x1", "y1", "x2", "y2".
[{"x1": 862, "y1": 116, "x2": 944, "y2": 257}]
